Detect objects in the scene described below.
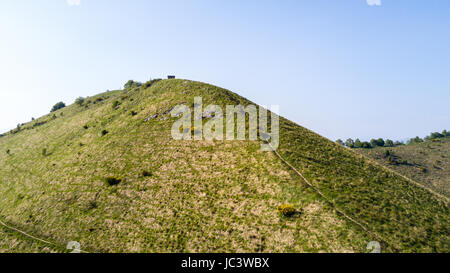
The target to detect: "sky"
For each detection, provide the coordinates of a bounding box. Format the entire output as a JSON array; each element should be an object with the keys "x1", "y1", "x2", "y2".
[{"x1": 0, "y1": 0, "x2": 449, "y2": 141}]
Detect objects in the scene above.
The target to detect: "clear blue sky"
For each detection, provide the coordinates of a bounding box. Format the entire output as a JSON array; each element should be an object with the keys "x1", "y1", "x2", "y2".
[{"x1": 0, "y1": 0, "x2": 449, "y2": 141}]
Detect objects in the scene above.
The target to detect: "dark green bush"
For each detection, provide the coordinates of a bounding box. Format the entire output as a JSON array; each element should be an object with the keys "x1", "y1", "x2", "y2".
[
  {"x1": 112, "y1": 100, "x2": 120, "y2": 109},
  {"x1": 101, "y1": 129, "x2": 109, "y2": 136},
  {"x1": 51, "y1": 102, "x2": 66, "y2": 112},
  {"x1": 142, "y1": 170, "x2": 153, "y2": 177},
  {"x1": 105, "y1": 176, "x2": 122, "y2": 186},
  {"x1": 142, "y1": 79, "x2": 162, "y2": 89},
  {"x1": 385, "y1": 139, "x2": 394, "y2": 147},
  {"x1": 124, "y1": 80, "x2": 142, "y2": 89},
  {"x1": 75, "y1": 97, "x2": 85, "y2": 106},
  {"x1": 361, "y1": 141, "x2": 372, "y2": 149}
]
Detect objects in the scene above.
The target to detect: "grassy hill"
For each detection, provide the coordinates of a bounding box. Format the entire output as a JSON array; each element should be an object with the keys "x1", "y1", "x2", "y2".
[
  {"x1": 357, "y1": 138, "x2": 450, "y2": 199},
  {"x1": 0, "y1": 79, "x2": 448, "y2": 253}
]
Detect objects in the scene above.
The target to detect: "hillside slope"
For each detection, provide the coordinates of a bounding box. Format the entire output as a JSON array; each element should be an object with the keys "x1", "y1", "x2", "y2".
[
  {"x1": 0, "y1": 79, "x2": 448, "y2": 253},
  {"x1": 357, "y1": 138, "x2": 450, "y2": 199}
]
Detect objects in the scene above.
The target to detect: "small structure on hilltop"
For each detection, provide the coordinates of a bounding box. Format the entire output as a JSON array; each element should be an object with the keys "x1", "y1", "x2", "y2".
[{"x1": 168, "y1": 75, "x2": 176, "y2": 79}]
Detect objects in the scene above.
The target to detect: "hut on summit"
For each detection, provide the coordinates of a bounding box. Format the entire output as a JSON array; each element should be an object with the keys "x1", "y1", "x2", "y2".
[{"x1": 168, "y1": 75, "x2": 176, "y2": 79}]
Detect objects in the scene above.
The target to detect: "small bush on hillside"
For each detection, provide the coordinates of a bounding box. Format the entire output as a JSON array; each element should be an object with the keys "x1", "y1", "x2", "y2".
[
  {"x1": 142, "y1": 79, "x2": 162, "y2": 89},
  {"x1": 124, "y1": 80, "x2": 142, "y2": 89},
  {"x1": 131, "y1": 111, "x2": 138, "y2": 116},
  {"x1": 86, "y1": 200, "x2": 98, "y2": 210},
  {"x1": 142, "y1": 170, "x2": 153, "y2": 177},
  {"x1": 51, "y1": 102, "x2": 66, "y2": 112},
  {"x1": 112, "y1": 100, "x2": 120, "y2": 109},
  {"x1": 75, "y1": 97, "x2": 85, "y2": 106},
  {"x1": 101, "y1": 129, "x2": 109, "y2": 136},
  {"x1": 6, "y1": 149, "x2": 10, "y2": 155},
  {"x1": 105, "y1": 176, "x2": 122, "y2": 186},
  {"x1": 277, "y1": 204, "x2": 297, "y2": 217},
  {"x1": 83, "y1": 125, "x2": 89, "y2": 129},
  {"x1": 42, "y1": 148, "x2": 47, "y2": 156}
]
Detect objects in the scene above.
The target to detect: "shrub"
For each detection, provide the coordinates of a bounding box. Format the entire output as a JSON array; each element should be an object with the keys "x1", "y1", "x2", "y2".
[
  {"x1": 42, "y1": 148, "x2": 47, "y2": 156},
  {"x1": 277, "y1": 204, "x2": 296, "y2": 217},
  {"x1": 345, "y1": 138, "x2": 354, "y2": 148},
  {"x1": 75, "y1": 97, "x2": 85, "y2": 106},
  {"x1": 408, "y1": 136, "x2": 424, "y2": 145},
  {"x1": 142, "y1": 170, "x2": 153, "y2": 177},
  {"x1": 101, "y1": 129, "x2": 109, "y2": 136},
  {"x1": 361, "y1": 142, "x2": 372, "y2": 149},
  {"x1": 6, "y1": 149, "x2": 10, "y2": 155},
  {"x1": 105, "y1": 176, "x2": 122, "y2": 186},
  {"x1": 385, "y1": 139, "x2": 394, "y2": 147},
  {"x1": 394, "y1": 141, "x2": 404, "y2": 146},
  {"x1": 124, "y1": 80, "x2": 142, "y2": 89},
  {"x1": 354, "y1": 139, "x2": 362, "y2": 148},
  {"x1": 142, "y1": 79, "x2": 162, "y2": 89},
  {"x1": 131, "y1": 111, "x2": 138, "y2": 116},
  {"x1": 370, "y1": 138, "x2": 384, "y2": 147},
  {"x1": 336, "y1": 139, "x2": 345, "y2": 146},
  {"x1": 112, "y1": 100, "x2": 120, "y2": 109},
  {"x1": 51, "y1": 102, "x2": 66, "y2": 112},
  {"x1": 86, "y1": 200, "x2": 98, "y2": 210}
]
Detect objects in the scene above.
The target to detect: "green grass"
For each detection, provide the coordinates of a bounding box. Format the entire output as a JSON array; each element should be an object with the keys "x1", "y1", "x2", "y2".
[
  {"x1": 357, "y1": 138, "x2": 450, "y2": 199},
  {"x1": 0, "y1": 79, "x2": 448, "y2": 253}
]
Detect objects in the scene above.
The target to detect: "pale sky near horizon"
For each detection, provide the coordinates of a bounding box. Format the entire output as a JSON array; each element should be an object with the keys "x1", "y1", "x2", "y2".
[{"x1": 0, "y1": 0, "x2": 449, "y2": 141}]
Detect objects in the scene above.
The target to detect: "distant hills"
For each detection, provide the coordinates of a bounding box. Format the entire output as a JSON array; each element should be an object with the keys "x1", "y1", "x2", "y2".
[{"x1": 357, "y1": 137, "x2": 450, "y2": 199}]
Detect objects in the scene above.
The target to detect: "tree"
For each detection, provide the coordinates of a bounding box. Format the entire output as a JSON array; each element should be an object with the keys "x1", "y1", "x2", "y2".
[
  {"x1": 75, "y1": 97, "x2": 85, "y2": 106},
  {"x1": 336, "y1": 139, "x2": 345, "y2": 146},
  {"x1": 385, "y1": 139, "x2": 394, "y2": 147},
  {"x1": 51, "y1": 102, "x2": 66, "y2": 112},
  {"x1": 361, "y1": 142, "x2": 372, "y2": 149},
  {"x1": 124, "y1": 80, "x2": 142, "y2": 89},
  {"x1": 408, "y1": 136, "x2": 423, "y2": 144},
  {"x1": 345, "y1": 138, "x2": 355, "y2": 148},
  {"x1": 370, "y1": 139, "x2": 378, "y2": 148},
  {"x1": 377, "y1": 138, "x2": 385, "y2": 147},
  {"x1": 354, "y1": 139, "x2": 362, "y2": 148},
  {"x1": 394, "y1": 141, "x2": 404, "y2": 146},
  {"x1": 429, "y1": 132, "x2": 444, "y2": 140}
]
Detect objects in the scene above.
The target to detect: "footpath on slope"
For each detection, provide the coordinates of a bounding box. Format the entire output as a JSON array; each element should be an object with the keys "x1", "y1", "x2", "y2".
[{"x1": 267, "y1": 142, "x2": 400, "y2": 252}]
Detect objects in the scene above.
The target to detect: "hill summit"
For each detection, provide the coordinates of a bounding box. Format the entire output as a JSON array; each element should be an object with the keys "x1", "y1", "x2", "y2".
[{"x1": 0, "y1": 79, "x2": 448, "y2": 253}]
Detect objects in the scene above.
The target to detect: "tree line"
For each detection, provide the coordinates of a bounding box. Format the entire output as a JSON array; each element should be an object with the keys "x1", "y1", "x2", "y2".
[{"x1": 336, "y1": 130, "x2": 449, "y2": 149}]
